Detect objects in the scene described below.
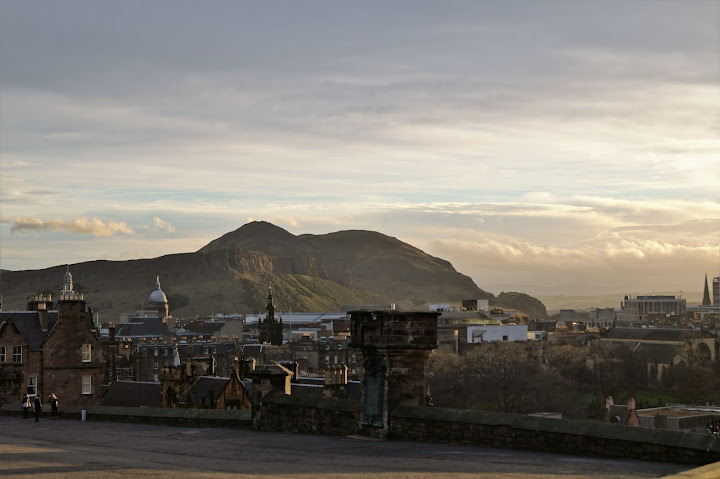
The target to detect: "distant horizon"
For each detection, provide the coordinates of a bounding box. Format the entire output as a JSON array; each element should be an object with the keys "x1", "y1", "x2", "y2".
[
  {"x1": 0, "y1": 219, "x2": 714, "y2": 306},
  {"x1": 1, "y1": 2, "x2": 718, "y2": 297}
]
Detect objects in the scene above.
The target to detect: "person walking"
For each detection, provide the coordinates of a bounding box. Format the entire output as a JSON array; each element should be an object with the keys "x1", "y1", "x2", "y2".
[
  {"x1": 33, "y1": 396, "x2": 42, "y2": 422},
  {"x1": 48, "y1": 393, "x2": 59, "y2": 419},
  {"x1": 22, "y1": 394, "x2": 30, "y2": 419}
]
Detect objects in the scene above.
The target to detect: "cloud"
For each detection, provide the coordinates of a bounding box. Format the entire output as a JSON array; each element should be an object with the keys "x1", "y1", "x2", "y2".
[
  {"x1": 11, "y1": 217, "x2": 135, "y2": 236},
  {"x1": 152, "y1": 217, "x2": 176, "y2": 233}
]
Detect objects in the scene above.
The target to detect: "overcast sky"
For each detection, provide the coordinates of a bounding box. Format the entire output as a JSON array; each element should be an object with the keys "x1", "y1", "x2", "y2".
[{"x1": 1, "y1": 1, "x2": 719, "y2": 299}]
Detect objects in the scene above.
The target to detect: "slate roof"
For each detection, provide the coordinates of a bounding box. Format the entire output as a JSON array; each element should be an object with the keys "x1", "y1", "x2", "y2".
[
  {"x1": 240, "y1": 344, "x2": 266, "y2": 359},
  {"x1": 601, "y1": 327, "x2": 713, "y2": 342},
  {"x1": 217, "y1": 320, "x2": 246, "y2": 340},
  {"x1": 115, "y1": 317, "x2": 169, "y2": 338},
  {"x1": 182, "y1": 376, "x2": 229, "y2": 407},
  {"x1": 176, "y1": 342, "x2": 238, "y2": 360},
  {"x1": 0, "y1": 311, "x2": 59, "y2": 351},
  {"x1": 291, "y1": 379, "x2": 362, "y2": 400},
  {"x1": 249, "y1": 362, "x2": 294, "y2": 379},
  {"x1": 101, "y1": 381, "x2": 162, "y2": 408},
  {"x1": 634, "y1": 343, "x2": 684, "y2": 365}
]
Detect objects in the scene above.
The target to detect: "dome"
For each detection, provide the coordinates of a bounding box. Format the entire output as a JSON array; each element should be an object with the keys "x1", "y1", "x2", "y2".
[{"x1": 149, "y1": 276, "x2": 168, "y2": 304}]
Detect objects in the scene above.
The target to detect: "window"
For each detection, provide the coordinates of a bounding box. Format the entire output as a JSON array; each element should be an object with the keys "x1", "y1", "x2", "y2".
[
  {"x1": 82, "y1": 344, "x2": 92, "y2": 362},
  {"x1": 154, "y1": 348, "x2": 159, "y2": 356},
  {"x1": 82, "y1": 375, "x2": 92, "y2": 395},
  {"x1": 154, "y1": 360, "x2": 159, "y2": 370},
  {"x1": 203, "y1": 347, "x2": 209, "y2": 354},
  {"x1": 351, "y1": 354, "x2": 356, "y2": 364},
  {"x1": 13, "y1": 346, "x2": 22, "y2": 363},
  {"x1": 163, "y1": 348, "x2": 169, "y2": 356},
  {"x1": 0, "y1": 346, "x2": 5, "y2": 362},
  {"x1": 502, "y1": 335, "x2": 509, "y2": 342},
  {"x1": 27, "y1": 376, "x2": 37, "y2": 396},
  {"x1": 325, "y1": 355, "x2": 330, "y2": 364}
]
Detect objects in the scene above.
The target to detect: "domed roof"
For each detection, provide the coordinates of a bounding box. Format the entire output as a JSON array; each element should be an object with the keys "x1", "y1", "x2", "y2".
[{"x1": 149, "y1": 276, "x2": 168, "y2": 304}]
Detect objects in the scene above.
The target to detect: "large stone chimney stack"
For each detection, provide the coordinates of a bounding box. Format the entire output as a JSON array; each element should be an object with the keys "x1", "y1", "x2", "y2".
[{"x1": 350, "y1": 310, "x2": 439, "y2": 438}]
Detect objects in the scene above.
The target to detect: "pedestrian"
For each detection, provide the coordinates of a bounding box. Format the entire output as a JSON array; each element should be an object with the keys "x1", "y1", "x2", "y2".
[
  {"x1": 48, "y1": 393, "x2": 59, "y2": 419},
  {"x1": 22, "y1": 393, "x2": 30, "y2": 419},
  {"x1": 33, "y1": 395, "x2": 42, "y2": 422}
]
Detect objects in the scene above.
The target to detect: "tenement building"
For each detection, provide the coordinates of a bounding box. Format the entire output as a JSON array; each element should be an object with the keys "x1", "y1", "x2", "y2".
[{"x1": 0, "y1": 267, "x2": 104, "y2": 406}]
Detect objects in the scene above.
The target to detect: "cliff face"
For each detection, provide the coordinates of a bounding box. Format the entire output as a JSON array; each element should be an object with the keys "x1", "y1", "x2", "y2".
[{"x1": 0, "y1": 221, "x2": 548, "y2": 320}]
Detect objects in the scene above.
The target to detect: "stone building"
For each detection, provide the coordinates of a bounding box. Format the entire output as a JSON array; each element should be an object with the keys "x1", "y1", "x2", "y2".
[
  {"x1": 621, "y1": 295, "x2": 687, "y2": 322},
  {"x1": 160, "y1": 356, "x2": 252, "y2": 410},
  {"x1": 289, "y1": 334, "x2": 361, "y2": 380},
  {"x1": 600, "y1": 326, "x2": 717, "y2": 383},
  {"x1": 0, "y1": 267, "x2": 104, "y2": 406}
]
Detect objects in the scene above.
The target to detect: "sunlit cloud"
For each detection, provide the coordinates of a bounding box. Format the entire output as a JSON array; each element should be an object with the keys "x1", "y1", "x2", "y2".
[
  {"x1": 152, "y1": 216, "x2": 176, "y2": 233},
  {"x1": 11, "y1": 217, "x2": 135, "y2": 236}
]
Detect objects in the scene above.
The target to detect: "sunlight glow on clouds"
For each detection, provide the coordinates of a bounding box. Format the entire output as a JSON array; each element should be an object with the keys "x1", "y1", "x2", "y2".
[
  {"x1": 11, "y1": 217, "x2": 135, "y2": 236},
  {"x1": 0, "y1": 1, "x2": 718, "y2": 298},
  {"x1": 152, "y1": 217, "x2": 176, "y2": 233}
]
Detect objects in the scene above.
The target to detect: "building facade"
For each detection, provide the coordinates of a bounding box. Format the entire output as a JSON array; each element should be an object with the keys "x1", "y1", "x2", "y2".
[{"x1": 621, "y1": 295, "x2": 687, "y2": 322}]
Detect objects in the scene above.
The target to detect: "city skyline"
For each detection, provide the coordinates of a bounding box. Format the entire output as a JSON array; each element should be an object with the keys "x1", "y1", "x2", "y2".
[{"x1": 1, "y1": 1, "x2": 719, "y2": 297}]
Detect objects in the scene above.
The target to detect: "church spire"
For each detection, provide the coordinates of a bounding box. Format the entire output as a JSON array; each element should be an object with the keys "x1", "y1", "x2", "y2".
[
  {"x1": 702, "y1": 274, "x2": 712, "y2": 306},
  {"x1": 265, "y1": 285, "x2": 275, "y2": 322}
]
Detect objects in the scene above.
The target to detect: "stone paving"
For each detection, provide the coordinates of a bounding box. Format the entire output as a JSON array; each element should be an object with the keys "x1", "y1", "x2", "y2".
[{"x1": 0, "y1": 415, "x2": 698, "y2": 478}]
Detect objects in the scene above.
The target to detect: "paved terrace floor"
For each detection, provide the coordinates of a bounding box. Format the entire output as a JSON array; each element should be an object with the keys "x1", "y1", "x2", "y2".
[{"x1": 0, "y1": 415, "x2": 700, "y2": 478}]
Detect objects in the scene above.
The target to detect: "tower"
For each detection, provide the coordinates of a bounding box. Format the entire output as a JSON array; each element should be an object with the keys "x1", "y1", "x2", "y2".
[
  {"x1": 60, "y1": 265, "x2": 82, "y2": 301},
  {"x1": 702, "y1": 274, "x2": 712, "y2": 306},
  {"x1": 714, "y1": 277, "x2": 720, "y2": 306},
  {"x1": 258, "y1": 286, "x2": 283, "y2": 345}
]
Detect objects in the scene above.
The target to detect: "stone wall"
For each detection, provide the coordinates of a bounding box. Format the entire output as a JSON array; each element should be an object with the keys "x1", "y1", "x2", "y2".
[
  {"x1": 255, "y1": 392, "x2": 361, "y2": 436},
  {"x1": 0, "y1": 403, "x2": 252, "y2": 428},
  {"x1": 390, "y1": 405, "x2": 720, "y2": 465},
  {"x1": 4, "y1": 400, "x2": 720, "y2": 465}
]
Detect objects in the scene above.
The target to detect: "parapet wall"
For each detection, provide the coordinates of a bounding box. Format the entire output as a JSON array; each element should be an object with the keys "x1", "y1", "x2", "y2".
[
  {"x1": 4, "y1": 401, "x2": 720, "y2": 465},
  {"x1": 390, "y1": 406, "x2": 720, "y2": 465},
  {"x1": 0, "y1": 404, "x2": 252, "y2": 429},
  {"x1": 256, "y1": 392, "x2": 361, "y2": 436}
]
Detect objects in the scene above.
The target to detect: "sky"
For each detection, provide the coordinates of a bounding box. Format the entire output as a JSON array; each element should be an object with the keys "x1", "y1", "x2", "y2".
[{"x1": 1, "y1": 1, "x2": 719, "y2": 299}]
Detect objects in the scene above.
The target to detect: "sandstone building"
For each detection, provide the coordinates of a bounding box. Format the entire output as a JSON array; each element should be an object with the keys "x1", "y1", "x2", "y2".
[{"x1": 0, "y1": 268, "x2": 104, "y2": 406}]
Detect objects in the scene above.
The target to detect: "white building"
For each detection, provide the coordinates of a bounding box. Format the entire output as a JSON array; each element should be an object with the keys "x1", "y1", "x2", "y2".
[{"x1": 467, "y1": 324, "x2": 528, "y2": 343}]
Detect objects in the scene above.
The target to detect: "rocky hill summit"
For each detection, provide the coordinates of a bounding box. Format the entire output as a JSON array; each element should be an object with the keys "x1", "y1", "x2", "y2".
[{"x1": 0, "y1": 221, "x2": 547, "y2": 320}]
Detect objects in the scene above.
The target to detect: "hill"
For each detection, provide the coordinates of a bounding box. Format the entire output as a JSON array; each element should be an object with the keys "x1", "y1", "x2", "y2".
[{"x1": 0, "y1": 221, "x2": 547, "y2": 320}]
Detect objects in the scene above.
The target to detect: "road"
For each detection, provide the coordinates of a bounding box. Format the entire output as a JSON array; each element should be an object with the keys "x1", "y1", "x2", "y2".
[{"x1": 0, "y1": 415, "x2": 695, "y2": 478}]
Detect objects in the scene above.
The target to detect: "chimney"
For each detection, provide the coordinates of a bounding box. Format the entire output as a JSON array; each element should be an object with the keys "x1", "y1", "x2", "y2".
[{"x1": 37, "y1": 302, "x2": 48, "y2": 332}]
